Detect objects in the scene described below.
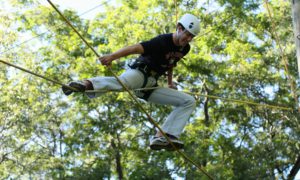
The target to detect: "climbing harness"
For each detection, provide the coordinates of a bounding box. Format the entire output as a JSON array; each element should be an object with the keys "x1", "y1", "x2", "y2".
[{"x1": 129, "y1": 60, "x2": 159, "y2": 100}]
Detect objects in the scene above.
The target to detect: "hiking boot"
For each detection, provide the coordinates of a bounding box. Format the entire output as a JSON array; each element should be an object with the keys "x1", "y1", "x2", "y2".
[
  {"x1": 150, "y1": 134, "x2": 184, "y2": 151},
  {"x1": 62, "y1": 80, "x2": 86, "y2": 96}
]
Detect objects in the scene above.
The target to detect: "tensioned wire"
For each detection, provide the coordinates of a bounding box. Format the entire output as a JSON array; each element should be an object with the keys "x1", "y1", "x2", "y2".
[
  {"x1": 85, "y1": 87, "x2": 294, "y2": 111},
  {"x1": 0, "y1": 0, "x2": 231, "y2": 56},
  {"x1": 0, "y1": 57, "x2": 294, "y2": 112},
  {"x1": 0, "y1": 0, "x2": 111, "y2": 55},
  {"x1": 264, "y1": 0, "x2": 300, "y2": 112},
  {"x1": 0, "y1": 58, "x2": 78, "y2": 92},
  {"x1": 45, "y1": 0, "x2": 214, "y2": 179}
]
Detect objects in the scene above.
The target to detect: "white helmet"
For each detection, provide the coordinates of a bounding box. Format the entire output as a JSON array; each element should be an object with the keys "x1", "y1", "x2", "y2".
[{"x1": 178, "y1": 13, "x2": 200, "y2": 36}]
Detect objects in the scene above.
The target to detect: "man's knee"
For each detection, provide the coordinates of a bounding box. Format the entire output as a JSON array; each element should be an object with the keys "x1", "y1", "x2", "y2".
[{"x1": 184, "y1": 95, "x2": 196, "y2": 108}]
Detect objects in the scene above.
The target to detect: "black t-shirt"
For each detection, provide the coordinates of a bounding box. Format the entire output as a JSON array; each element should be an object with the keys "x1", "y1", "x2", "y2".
[{"x1": 138, "y1": 33, "x2": 190, "y2": 76}]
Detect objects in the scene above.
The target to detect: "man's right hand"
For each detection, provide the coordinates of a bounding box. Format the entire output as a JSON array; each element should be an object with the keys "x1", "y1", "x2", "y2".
[{"x1": 99, "y1": 55, "x2": 114, "y2": 67}]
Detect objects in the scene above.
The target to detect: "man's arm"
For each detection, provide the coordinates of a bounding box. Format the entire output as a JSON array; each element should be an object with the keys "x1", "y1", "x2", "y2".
[{"x1": 99, "y1": 43, "x2": 144, "y2": 66}]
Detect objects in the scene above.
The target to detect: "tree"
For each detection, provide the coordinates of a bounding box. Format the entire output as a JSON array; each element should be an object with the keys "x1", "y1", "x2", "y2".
[{"x1": 0, "y1": 0, "x2": 299, "y2": 179}]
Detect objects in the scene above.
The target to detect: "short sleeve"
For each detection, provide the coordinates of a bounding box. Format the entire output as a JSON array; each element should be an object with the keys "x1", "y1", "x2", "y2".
[{"x1": 140, "y1": 35, "x2": 166, "y2": 55}]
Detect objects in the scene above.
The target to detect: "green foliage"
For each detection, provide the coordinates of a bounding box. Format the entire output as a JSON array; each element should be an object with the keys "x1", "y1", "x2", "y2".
[{"x1": 0, "y1": 0, "x2": 299, "y2": 179}]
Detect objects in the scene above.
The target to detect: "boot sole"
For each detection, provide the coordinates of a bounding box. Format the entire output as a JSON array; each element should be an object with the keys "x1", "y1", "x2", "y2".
[
  {"x1": 62, "y1": 82, "x2": 86, "y2": 95},
  {"x1": 150, "y1": 142, "x2": 184, "y2": 151}
]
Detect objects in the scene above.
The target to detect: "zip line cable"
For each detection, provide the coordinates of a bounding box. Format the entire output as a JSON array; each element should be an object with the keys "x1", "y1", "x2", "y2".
[
  {"x1": 0, "y1": 59, "x2": 78, "y2": 92},
  {"x1": 0, "y1": 0, "x2": 110, "y2": 55},
  {"x1": 264, "y1": 1, "x2": 300, "y2": 112},
  {"x1": 45, "y1": 0, "x2": 214, "y2": 179},
  {"x1": 85, "y1": 87, "x2": 294, "y2": 111},
  {"x1": 0, "y1": 0, "x2": 228, "y2": 59},
  {"x1": 196, "y1": 14, "x2": 235, "y2": 39},
  {"x1": 173, "y1": 0, "x2": 178, "y2": 23},
  {"x1": 0, "y1": 57, "x2": 293, "y2": 112},
  {"x1": 1, "y1": 1, "x2": 229, "y2": 56}
]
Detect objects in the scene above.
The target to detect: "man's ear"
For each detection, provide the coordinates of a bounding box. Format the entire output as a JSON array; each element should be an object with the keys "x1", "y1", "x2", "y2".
[
  {"x1": 176, "y1": 24, "x2": 185, "y2": 37},
  {"x1": 176, "y1": 24, "x2": 183, "y2": 32}
]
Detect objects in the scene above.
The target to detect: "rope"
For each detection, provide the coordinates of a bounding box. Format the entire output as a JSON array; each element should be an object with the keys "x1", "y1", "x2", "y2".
[
  {"x1": 46, "y1": 0, "x2": 214, "y2": 179},
  {"x1": 0, "y1": 0, "x2": 227, "y2": 56},
  {"x1": 0, "y1": 57, "x2": 292, "y2": 112},
  {"x1": 0, "y1": 0, "x2": 110, "y2": 55},
  {"x1": 173, "y1": 0, "x2": 178, "y2": 23},
  {"x1": 195, "y1": 14, "x2": 235, "y2": 39},
  {"x1": 0, "y1": 59, "x2": 78, "y2": 91},
  {"x1": 85, "y1": 87, "x2": 294, "y2": 111},
  {"x1": 264, "y1": 1, "x2": 300, "y2": 112}
]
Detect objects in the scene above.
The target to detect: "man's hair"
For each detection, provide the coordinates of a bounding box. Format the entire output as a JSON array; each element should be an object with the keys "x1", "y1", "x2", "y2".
[{"x1": 177, "y1": 23, "x2": 185, "y2": 31}]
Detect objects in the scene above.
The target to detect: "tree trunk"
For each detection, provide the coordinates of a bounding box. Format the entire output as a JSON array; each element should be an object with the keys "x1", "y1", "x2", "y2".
[
  {"x1": 291, "y1": 0, "x2": 300, "y2": 78},
  {"x1": 288, "y1": 154, "x2": 300, "y2": 180},
  {"x1": 202, "y1": 84, "x2": 210, "y2": 167},
  {"x1": 111, "y1": 137, "x2": 123, "y2": 180}
]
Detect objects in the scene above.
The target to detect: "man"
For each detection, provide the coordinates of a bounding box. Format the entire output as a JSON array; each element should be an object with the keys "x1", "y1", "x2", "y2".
[{"x1": 62, "y1": 14, "x2": 200, "y2": 150}]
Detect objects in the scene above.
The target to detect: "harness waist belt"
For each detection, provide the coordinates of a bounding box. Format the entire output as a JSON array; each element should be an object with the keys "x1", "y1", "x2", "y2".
[{"x1": 129, "y1": 62, "x2": 158, "y2": 78}]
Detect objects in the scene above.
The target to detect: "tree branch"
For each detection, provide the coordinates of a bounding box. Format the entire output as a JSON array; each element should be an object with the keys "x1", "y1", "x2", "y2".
[{"x1": 288, "y1": 154, "x2": 300, "y2": 180}]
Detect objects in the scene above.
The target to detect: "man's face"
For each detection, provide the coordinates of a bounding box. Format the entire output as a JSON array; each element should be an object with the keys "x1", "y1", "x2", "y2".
[{"x1": 177, "y1": 28, "x2": 195, "y2": 46}]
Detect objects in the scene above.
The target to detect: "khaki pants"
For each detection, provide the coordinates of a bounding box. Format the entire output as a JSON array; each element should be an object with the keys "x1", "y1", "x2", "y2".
[{"x1": 87, "y1": 69, "x2": 196, "y2": 137}]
